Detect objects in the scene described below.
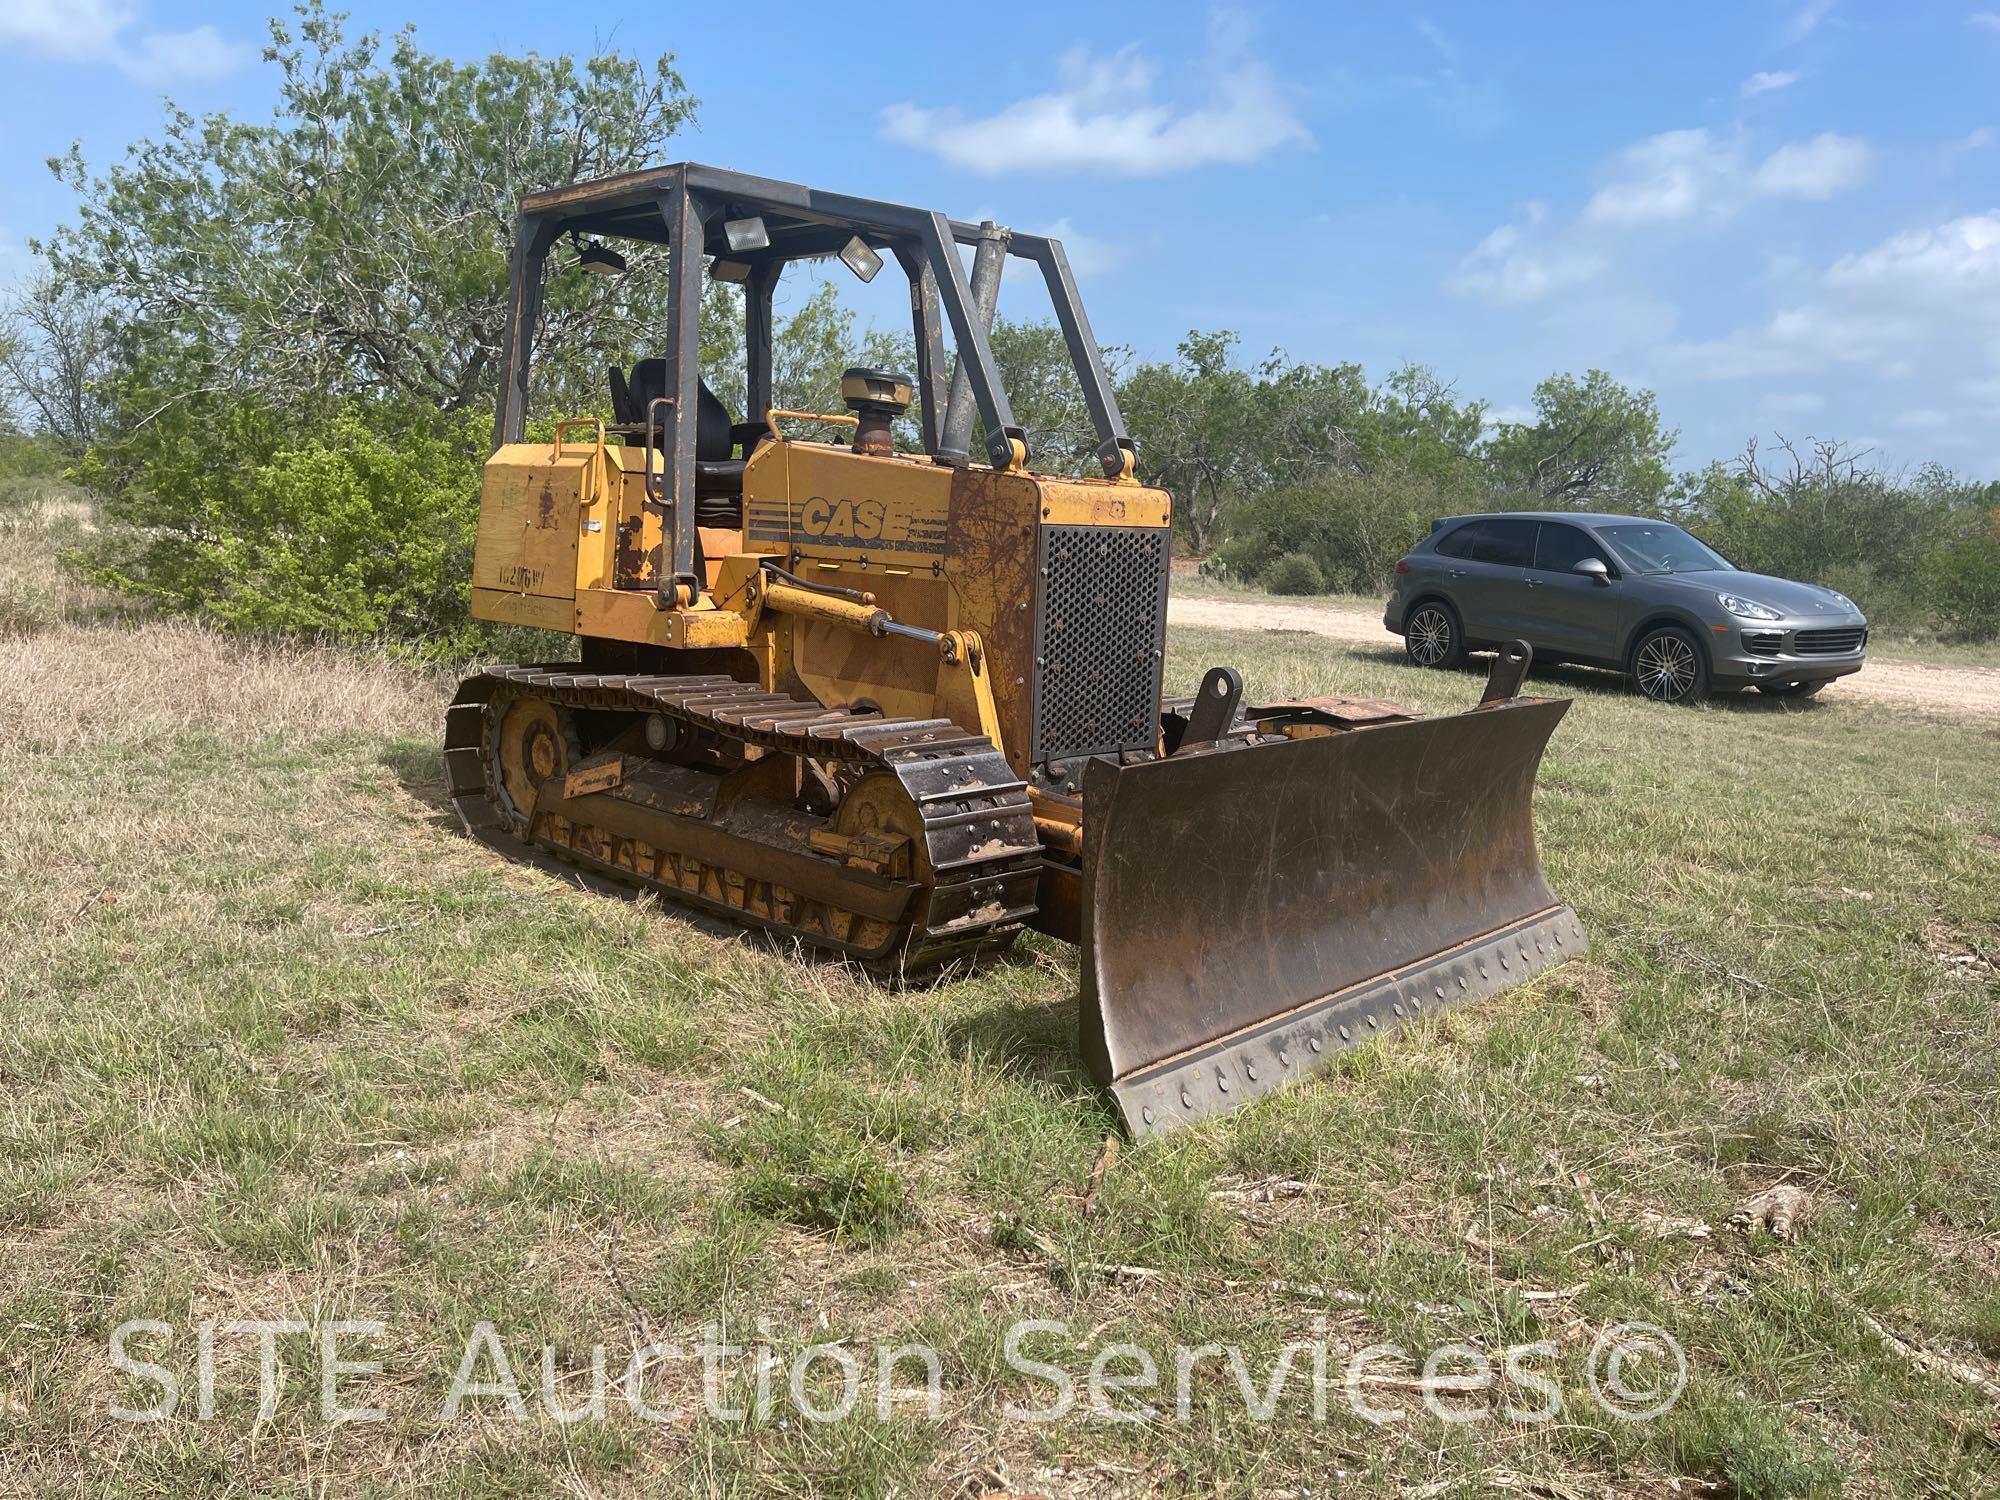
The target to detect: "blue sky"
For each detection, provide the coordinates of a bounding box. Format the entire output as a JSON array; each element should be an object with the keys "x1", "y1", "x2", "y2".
[{"x1": 2, "y1": 0, "x2": 1996, "y2": 475}]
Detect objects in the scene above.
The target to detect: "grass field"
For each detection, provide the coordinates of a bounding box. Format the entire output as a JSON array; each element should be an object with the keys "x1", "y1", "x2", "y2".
[{"x1": 3, "y1": 501, "x2": 1999, "y2": 1497}]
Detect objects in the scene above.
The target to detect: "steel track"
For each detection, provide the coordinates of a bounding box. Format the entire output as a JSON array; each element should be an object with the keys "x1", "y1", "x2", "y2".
[{"x1": 443, "y1": 666, "x2": 1043, "y2": 968}]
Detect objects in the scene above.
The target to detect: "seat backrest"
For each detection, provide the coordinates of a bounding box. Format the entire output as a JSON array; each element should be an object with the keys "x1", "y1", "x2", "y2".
[
  {"x1": 624, "y1": 359, "x2": 733, "y2": 462},
  {"x1": 607, "y1": 365, "x2": 637, "y2": 424}
]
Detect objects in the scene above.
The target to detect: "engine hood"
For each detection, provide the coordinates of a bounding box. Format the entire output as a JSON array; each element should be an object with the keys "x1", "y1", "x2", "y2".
[{"x1": 1663, "y1": 570, "x2": 1865, "y2": 621}]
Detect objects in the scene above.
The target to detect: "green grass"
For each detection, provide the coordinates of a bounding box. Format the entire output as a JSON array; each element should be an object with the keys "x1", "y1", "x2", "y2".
[{"x1": 0, "y1": 585, "x2": 1996, "y2": 1494}]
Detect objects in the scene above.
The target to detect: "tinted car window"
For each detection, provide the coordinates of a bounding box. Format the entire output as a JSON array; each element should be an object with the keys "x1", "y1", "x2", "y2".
[
  {"x1": 1434, "y1": 521, "x2": 1486, "y2": 559},
  {"x1": 1533, "y1": 522, "x2": 1606, "y2": 573},
  {"x1": 1473, "y1": 519, "x2": 1537, "y2": 569},
  {"x1": 1597, "y1": 523, "x2": 1733, "y2": 575}
]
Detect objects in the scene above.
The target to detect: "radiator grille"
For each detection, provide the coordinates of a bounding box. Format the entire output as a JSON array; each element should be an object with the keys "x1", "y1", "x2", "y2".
[
  {"x1": 1795, "y1": 627, "x2": 1866, "y2": 655},
  {"x1": 1743, "y1": 631, "x2": 1783, "y2": 657},
  {"x1": 1032, "y1": 524, "x2": 1171, "y2": 766}
]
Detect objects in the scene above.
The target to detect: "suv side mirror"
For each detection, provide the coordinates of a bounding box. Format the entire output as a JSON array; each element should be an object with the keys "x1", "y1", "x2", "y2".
[{"x1": 1572, "y1": 557, "x2": 1611, "y2": 584}]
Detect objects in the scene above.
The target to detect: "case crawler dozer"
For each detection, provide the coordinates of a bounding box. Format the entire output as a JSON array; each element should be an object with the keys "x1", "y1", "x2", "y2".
[{"x1": 447, "y1": 164, "x2": 1585, "y2": 1135}]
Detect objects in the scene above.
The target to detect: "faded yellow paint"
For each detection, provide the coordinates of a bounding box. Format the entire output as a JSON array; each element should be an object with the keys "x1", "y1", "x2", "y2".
[
  {"x1": 564, "y1": 756, "x2": 625, "y2": 798},
  {"x1": 470, "y1": 443, "x2": 588, "y2": 603},
  {"x1": 1037, "y1": 482, "x2": 1171, "y2": 529},
  {"x1": 935, "y1": 630, "x2": 1007, "y2": 751},
  {"x1": 743, "y1": 442, "x2": 952, "y2": 565},
  {"x1": 577, "y1": 586, "x2": 752, "y2": 649},
  {"x1": 787, "y1": 615, "x2": 940, "y2": 722},
  {"x1": 709, "y1": 553, "x2": 765, "y2": 618},
  {"x1": 470, "y1": 428, "x2": 1178, "y2": 770},
  {"x1": 470, "y1": 586, "x2": 574, "y2": 632},
  {"x1": 764, "y1": 578, "x2": 886, "y2": 633}
]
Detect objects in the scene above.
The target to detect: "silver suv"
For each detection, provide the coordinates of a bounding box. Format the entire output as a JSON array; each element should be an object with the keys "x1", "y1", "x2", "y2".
[{"x1": 1384, "y1": 513, "x2": 1868, "y2": 703}]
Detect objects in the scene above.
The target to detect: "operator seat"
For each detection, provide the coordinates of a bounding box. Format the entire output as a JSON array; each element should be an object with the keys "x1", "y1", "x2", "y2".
[{"x1": 611, "y1": 359, "x2": 744, "y2": 526}]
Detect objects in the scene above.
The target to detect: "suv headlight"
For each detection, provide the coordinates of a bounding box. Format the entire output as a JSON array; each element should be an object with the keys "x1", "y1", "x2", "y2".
[{"x1": 1717, "y1": 592, "x2": 1781, "y2": 621}]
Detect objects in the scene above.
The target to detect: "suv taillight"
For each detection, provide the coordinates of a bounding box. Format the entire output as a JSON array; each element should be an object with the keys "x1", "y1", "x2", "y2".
[{"x1": 1394, "y1": 560, "x2": 1411, "y2": 574}]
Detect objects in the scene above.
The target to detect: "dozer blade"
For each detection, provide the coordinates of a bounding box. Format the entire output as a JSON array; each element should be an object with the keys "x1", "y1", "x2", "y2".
[{"x1": 1080, "y1": 689, "x2": 1584, "y2": 1136}]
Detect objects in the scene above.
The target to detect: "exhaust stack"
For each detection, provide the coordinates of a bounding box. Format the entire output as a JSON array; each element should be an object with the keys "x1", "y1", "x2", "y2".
[{"x1": 842, "y1": 368, "x2": 913, "y2": 457}]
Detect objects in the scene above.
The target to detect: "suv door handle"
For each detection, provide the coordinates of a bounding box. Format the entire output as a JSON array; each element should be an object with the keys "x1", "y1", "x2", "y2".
[
  {"x1": 1524, "y1": 578, "x2": 1543, "y2": 589},
  {"x1": 1447, "y1": 568, "x2": 1468, "y2": 578}
]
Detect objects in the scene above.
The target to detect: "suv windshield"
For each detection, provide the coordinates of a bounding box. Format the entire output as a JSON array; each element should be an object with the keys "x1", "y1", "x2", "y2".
[{"x1": 1595, "y1": 523, "x2": 1732, "y2": 575}]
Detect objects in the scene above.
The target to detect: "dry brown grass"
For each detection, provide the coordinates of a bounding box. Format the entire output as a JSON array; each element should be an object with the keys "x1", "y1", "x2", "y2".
[
  {"x1": 0, "y1": 487, "x2": 115, "y2": 631},
  {"x1": 1, "y1": 619, "x2": 450, "y2": 747}
]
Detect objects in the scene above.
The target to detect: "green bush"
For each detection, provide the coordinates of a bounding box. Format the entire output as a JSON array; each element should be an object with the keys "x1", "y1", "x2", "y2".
[
  {"x1": 0, "y1": 434, "x2": 66, "y2": 483},
  {"x1": 1682, "y1": 460, "x2": 1998, "y2": 639},
  {"x1": 1211, "y1": 533, "x2": 1267, "y2": 582},
  {"x1": 1218, "y1": 465, "x2": 1443, "y2": 595},
  {"x1": 1264, "y1": 551, "x2": 1325, "y2": 596},
  {"x1": 79, "y1": 400, "x2": 487, "y2": 651},
  {"x1": 1924, "y1": 531, "x2": 2000, "y2": 642}
]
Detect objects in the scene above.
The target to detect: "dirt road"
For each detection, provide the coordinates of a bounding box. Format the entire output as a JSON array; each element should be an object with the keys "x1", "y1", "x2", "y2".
[{"x1": 1168, "y1": 594, "x2": 2000, "y2": 725}]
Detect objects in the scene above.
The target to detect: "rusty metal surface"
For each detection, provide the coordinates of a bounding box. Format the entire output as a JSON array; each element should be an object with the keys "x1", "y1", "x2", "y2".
[
  {"x1": 1179, "y1": 667, "x2": 1244, "y2": 749},
  {"x1": 446, "y1": 666, "x2": 1041, "y2": 966},
  {"x1": 1077, "y1": 694, "x2": 1579, "y2": 1133},
  {"x1": 1029, "y1": 858, "x2": 1084, "y2": 944},
  {"x1": 1479, "y1": 640, "x2": 1534, "y2": 705},
  {"x1": 563, "y1": 756, "x2": 625, "y2": 799},
  {"x1": 1266, "y1": 696, "x2": 1416, "y2": 725},
  {"x1": 533, "y1": 778, "x2": 919, "y2": 928}
]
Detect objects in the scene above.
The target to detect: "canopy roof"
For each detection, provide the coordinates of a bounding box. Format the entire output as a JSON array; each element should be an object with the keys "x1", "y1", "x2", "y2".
[{"x1": 521, "y1": 162, "x2": 1061, "y2": 265}]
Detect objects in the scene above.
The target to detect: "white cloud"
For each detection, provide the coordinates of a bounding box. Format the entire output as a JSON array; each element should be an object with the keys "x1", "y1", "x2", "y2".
[
  {"x1": 1414, "y1": 17, "x2": 1457, "y2": 63},
  {"x1": 0, "y1": 0, "x2": 117, "y2": 61},
  {"x1": 0, "y1": 0, "x2": 248, "y2": 84},
  {"x1": 880, "y1": 12, "x2": 1309, "y2": 177},
  {"x1": 1782, "y1": 0, "x2": 1837, "y2": 44},
  {"x1": 1656, "y1": 213, "x2": 2000, "y2": 382},
  {"x1": 1582, "y1": 127, "x2": 1872, "y2": 225},
  {"x1": 1449, "y1": 203, "x2": 1606, "y2": 304},
  {"x1": 121, "y1": 25, "x2": 249, "y2": 85},
  {"x1": 1481, "y1": 405, "x2": 1535, "y2": 429},
  {"x1": 1036, "y1": 218, "x2": 1122, "y2": 277},
  {"x1": 1935, "y1": 126, "x2": 1996, "y2": 175},
  {"x1": 1659, "y1": 307, "x2": 1891, "y2": 380},
  {"x1": 1753, "y1": 133, "x2": 1874, "y2": 198},
  {"x1": 1970, "y1": 11, "x2": 2000, "y2": 34},
  {"x1": 1891, "y1": 408, "x2": 1951, "y2": 430},
  {"x1": 1741, "y1": 70, "x2": 1801, "y2": 97},
  {"x1": 1824, "y1": 214, "x2": 2000, "y2": 315},
  {"x1": 1585, "y1": 129, "x2": 1739, "y2": 225}
]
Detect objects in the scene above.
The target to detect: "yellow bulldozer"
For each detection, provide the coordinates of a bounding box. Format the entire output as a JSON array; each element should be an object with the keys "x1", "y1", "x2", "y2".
[{"x1": 446, "y1": 164, "x2": 1585, "y2": 1134}]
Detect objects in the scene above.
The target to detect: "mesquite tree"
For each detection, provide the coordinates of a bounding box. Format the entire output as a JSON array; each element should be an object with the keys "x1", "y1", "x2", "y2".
[{"x1": 44, "y1": 1, "x2": 696, "y2": 423}]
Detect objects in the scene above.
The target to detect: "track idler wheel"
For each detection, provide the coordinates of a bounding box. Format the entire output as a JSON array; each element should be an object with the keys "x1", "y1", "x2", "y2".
[
  {"x1": 829, "y1": 771, "x2": 930, "y2": 884},
  {"x1": 487, "y1": 693, "x2": 581, "y2": 834}
]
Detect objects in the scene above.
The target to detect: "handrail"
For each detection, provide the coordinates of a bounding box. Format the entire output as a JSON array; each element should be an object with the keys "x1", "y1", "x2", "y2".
[
  {"x1": 765, "y1": 408, "x2": 860, "y2": 443},
  {"x1": 550, "y1": 417, "x2": 605, "y2": 457},
  {"x1": 551, "y1": 418, "x2": 607, "y2": 505},
  {"x1": 643, "y1": 397, "x2": 674, "y2": 505}
]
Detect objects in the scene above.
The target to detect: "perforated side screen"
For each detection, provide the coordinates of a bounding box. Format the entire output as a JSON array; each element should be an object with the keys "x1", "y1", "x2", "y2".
[{"x1": 1031, "y1": 524, "x2": 1171, "y2": 767}]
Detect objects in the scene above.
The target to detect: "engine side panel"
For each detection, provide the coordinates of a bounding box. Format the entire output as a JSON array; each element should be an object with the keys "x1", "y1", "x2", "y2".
[
  {"x1": 469, "y1": 443, "x2": 590, "y2": 618},
  {"x1": 739, "y1": 443, "x2": 1167, "y2": 775}
]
